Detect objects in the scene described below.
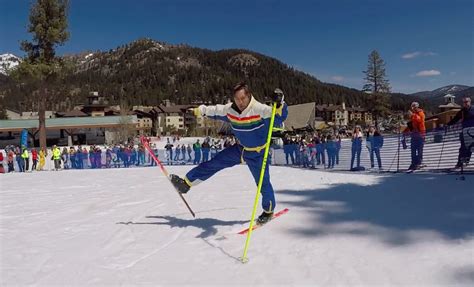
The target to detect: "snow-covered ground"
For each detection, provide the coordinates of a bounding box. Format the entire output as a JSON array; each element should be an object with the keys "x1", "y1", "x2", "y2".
[{"x1": 1, "y1": 166, "x2": 473, "y2": 286}]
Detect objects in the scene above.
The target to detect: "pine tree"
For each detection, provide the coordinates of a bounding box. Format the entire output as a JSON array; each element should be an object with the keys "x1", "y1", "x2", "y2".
[
  {"x1": 362, "y1": 50, "x2": 391, "y2": 124},
  {"x1": 363, "y1": 50, "x2": 390, "y2": 93},
  {"x1": 12, "y1": 0, "x2": 70, "y2": 149}
]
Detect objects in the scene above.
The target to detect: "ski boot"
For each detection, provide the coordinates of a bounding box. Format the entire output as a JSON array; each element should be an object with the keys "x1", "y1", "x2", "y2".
[
  {"x1": 256, "y1": 211, "x2": 274, "y2": 225},
  {"x1": 170, "y1": 174, "x2": 191, "y2": 194}
]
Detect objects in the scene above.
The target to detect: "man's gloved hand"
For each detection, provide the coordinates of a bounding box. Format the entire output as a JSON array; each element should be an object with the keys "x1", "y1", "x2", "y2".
[
  {"x1": 271, "y1": 88, "x2": 285, "y2": 107},
  {"x1": 188, "y1": 106, "x2": 206, "y2": 117}
]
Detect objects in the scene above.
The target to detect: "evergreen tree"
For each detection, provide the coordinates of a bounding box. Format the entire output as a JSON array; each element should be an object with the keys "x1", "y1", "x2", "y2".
[
  {"x1": 362, "y1": 50, "x2": 391, "y2": 123},
  {"x1": 363, "y1": 50, "x2": 391, "y2": 94},
  {"x1": 12, "y1": 0, "x2": 70, "y2": 149}
]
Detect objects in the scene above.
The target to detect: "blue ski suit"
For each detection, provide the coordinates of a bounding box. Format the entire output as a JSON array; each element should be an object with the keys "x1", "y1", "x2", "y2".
[{"x1": 184, "y1": 96, "x2": 288, "y2": 212}]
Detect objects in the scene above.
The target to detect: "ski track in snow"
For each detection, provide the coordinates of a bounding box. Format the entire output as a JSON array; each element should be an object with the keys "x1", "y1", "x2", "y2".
[{"x1": 1, "y1": 165, "x2": 473, "y2": 285}]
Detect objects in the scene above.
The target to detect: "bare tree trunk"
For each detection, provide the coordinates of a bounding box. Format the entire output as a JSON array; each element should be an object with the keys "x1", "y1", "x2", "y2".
[{"x1": 39, "y1": 88, "x2": 47, "y2": 149}]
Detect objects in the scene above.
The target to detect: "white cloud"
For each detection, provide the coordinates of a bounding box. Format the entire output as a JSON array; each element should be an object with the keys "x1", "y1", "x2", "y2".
[
  {"x1": 402, "y1": 51, "x2": 438, "y2": 59},
  {"x1": 402, "y1": 52, "x2": 422, "y2": 59},
  {"x1": 330, "y1": 76, "x2": 344, "y2": 82},
  {"x1": 424, "y1": 51, "x2": 438, "y2": 56},
  {"x1": 415, "y1": 70, "x2": 441, "y2": 77}
]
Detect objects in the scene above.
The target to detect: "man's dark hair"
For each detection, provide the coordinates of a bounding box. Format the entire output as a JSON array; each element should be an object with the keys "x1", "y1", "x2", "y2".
[{"x1": 233, "y1": 82, "x2": 251, "y2": 97}]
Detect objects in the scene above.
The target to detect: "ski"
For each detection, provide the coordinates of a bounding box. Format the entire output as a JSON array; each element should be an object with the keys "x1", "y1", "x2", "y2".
[{"x1": 237, "y1": 208, "x2": 289, "y2": 235}]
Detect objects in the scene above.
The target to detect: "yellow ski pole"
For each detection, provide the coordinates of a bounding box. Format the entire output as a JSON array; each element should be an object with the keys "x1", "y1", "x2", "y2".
[{"x1": 240, "y1": 102, "x2": 278, "y2": 263}]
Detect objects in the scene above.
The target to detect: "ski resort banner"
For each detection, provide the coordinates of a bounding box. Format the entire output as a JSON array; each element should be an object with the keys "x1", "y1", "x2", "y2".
[{"x1": 20, "y1": 129, "x2": 28, "y2": 148}]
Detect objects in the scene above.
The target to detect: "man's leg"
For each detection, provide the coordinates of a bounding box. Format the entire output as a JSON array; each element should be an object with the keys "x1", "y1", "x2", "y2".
[
  {"x1": 376, "y1": 149, "x2": 382, "y2": 168},
  {"x1": 410, "y1": 142, "x2": 417, "y2": 168},
  {"x1": 244, "y1": 152, "x2": 276, "y2": 213},
  {"x1": 184, "y1": 144, "x2": 243, "y2": 187},
  {"x1": 356, "y1": 148, "x2": 361, "y2": 167},
  {"x1": 350, "y1": 149, "x2": 355, "y2": 169},
  {"x1": 370, "y1": 149, "x2": 375, "y2": 168}
]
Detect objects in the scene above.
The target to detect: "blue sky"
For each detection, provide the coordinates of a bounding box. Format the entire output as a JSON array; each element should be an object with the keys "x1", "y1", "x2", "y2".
[{"x1": 1, "y1": 0, "x2": 473, "y2": 93}]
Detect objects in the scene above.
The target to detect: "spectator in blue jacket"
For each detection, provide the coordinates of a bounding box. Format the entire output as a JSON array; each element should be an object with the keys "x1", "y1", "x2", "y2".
[
  {"x1": 76, "y1": 146, "x2": 83, "y2": 169},
  {"x1": 326, "y1": 135, "x2": 337, "y2": 169},
  {"x1": 164, "y1": 139, "x2": 174, "y2": 165},
  {"x1": 366, "y1": 125, "x2": 384, "y2": 170},
  {"x1": 16, "y1": 147, "x2": 24, "y2": 172},
  {"x1": 181, "y1": 144, "x2": 186, "y2": 161},
  {"x1": 350, "y1": 126, "x2": 363, "y2": 170},
  {"x1": 316, "y1": 136, "x2": 326, "y2": 167},
  {"x1": 187, "y1": 144, "x2": 193, "y2": 162},
  {"x1": 69, "y1": 147, "x2": 76, "y2": 169},
  {"x1": 335, "y1": 134, "x2": 342, "y2": 165},
  {"x1": 283, "y1": 134, "x2": 294, "y2": 165},
  {"x1": 138, "y1": 145, "x2": 145, "y2": 166},
  {"x1": 174, "y1": 144, "x2": 181, "y2": 161},
  {"x1": 106, "y1": 148, "x2": 112, "y2": 168},
  {"x1": 201, "y1": 139, "x2": 211, "y2": 162}
]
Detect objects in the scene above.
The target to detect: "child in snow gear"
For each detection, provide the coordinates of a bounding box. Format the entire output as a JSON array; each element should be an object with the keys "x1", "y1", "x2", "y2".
[{"x1": 170, "y1": 83, "x2": 288, "y2": 223}]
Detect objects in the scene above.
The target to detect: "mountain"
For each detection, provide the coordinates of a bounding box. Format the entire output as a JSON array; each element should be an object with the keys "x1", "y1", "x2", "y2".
[
  {"x1": 410, "y1": 85, "x2": 474, "y2": 107},
  {"x1": 0, "y1": 53, "x2": 21, "y2": 75},
  {"x1": 411, "y1": 85, "x2": 471, "y2": 99},
  {"x1": 0, "y1": 38, "x2": 421, "y2": 113}
]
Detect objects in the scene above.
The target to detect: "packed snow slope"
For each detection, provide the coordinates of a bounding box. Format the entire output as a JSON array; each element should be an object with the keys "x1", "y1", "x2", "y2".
[{"x1": 1, "y1": 166, "x2": 473, "y2": 286}]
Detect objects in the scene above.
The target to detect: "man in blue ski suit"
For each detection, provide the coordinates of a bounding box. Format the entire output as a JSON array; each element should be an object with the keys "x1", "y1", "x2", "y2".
[{"x1": 170, "y1": 83, "x2": 288, "y2": 224}]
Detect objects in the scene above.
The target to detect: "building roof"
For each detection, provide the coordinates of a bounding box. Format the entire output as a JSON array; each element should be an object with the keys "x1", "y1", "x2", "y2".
[
  {"x1": 0, "y1": 115, "x2": 138, "y2": 132},
  {"x1": 315, "y1": 104, "x2": 344, "y2": 112},
  {"x1": 439, "y1": 103, "x2": 461, "y2": 109},
  {"x1": 285, "y1": 102, "x2": 315, "y2": 131},
  {"x1": 5, "y1": 108, "x2": 21, "y2": 114},
  {"x1": 154, "y1": 104, "x2": 194, "y2": 114},
  {"x1": 56, "y1": 110, "x2": 89, "y2": 117},
  {"x1": 425, "y1": 109, "x2": 461, "y2": 121},
  {"x1": 347, "y1": 106, "x2": 368, "y2": 112}
]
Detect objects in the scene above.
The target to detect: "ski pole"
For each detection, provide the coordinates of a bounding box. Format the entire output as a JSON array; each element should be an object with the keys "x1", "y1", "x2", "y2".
[
  {"x1": 241, "y1": 102, "x2": 277, "y2": 263},
  {"x1": 140, "y1": 136, "x2": 196, "y2": 218},
  {"x1": 437, "y1": 127, "x2": 448, "y2": 169}
]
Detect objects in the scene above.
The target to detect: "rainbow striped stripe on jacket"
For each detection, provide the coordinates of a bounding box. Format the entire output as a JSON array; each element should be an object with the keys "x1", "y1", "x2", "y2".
[{"x1": 196, "y1": 96, "x2": 288, "y2": 150}]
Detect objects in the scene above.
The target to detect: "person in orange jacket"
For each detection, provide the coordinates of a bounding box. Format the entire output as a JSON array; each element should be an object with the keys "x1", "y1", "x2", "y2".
[{"x1": 409, "y1": 102, "x2": 426, "y2": 170}]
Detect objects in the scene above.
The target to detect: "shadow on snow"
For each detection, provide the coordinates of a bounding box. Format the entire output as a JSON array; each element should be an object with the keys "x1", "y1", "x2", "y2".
[
  {"x1": 117, "y1": 216, "x2": 248, "y2": 238},
  {"x1": 277, "y1": 173, "x2": 473, "y2": 245}
]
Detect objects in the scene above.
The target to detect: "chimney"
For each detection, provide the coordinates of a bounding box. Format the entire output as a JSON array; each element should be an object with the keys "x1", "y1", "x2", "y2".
[{"x1": 342, "y1": 102, "x2": 346, "y2": 110}]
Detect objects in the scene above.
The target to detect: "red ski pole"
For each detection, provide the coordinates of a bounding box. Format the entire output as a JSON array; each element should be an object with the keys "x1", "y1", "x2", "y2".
[{"x1": 140, "y1": 136, "x2": 195, "y2": 217}]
